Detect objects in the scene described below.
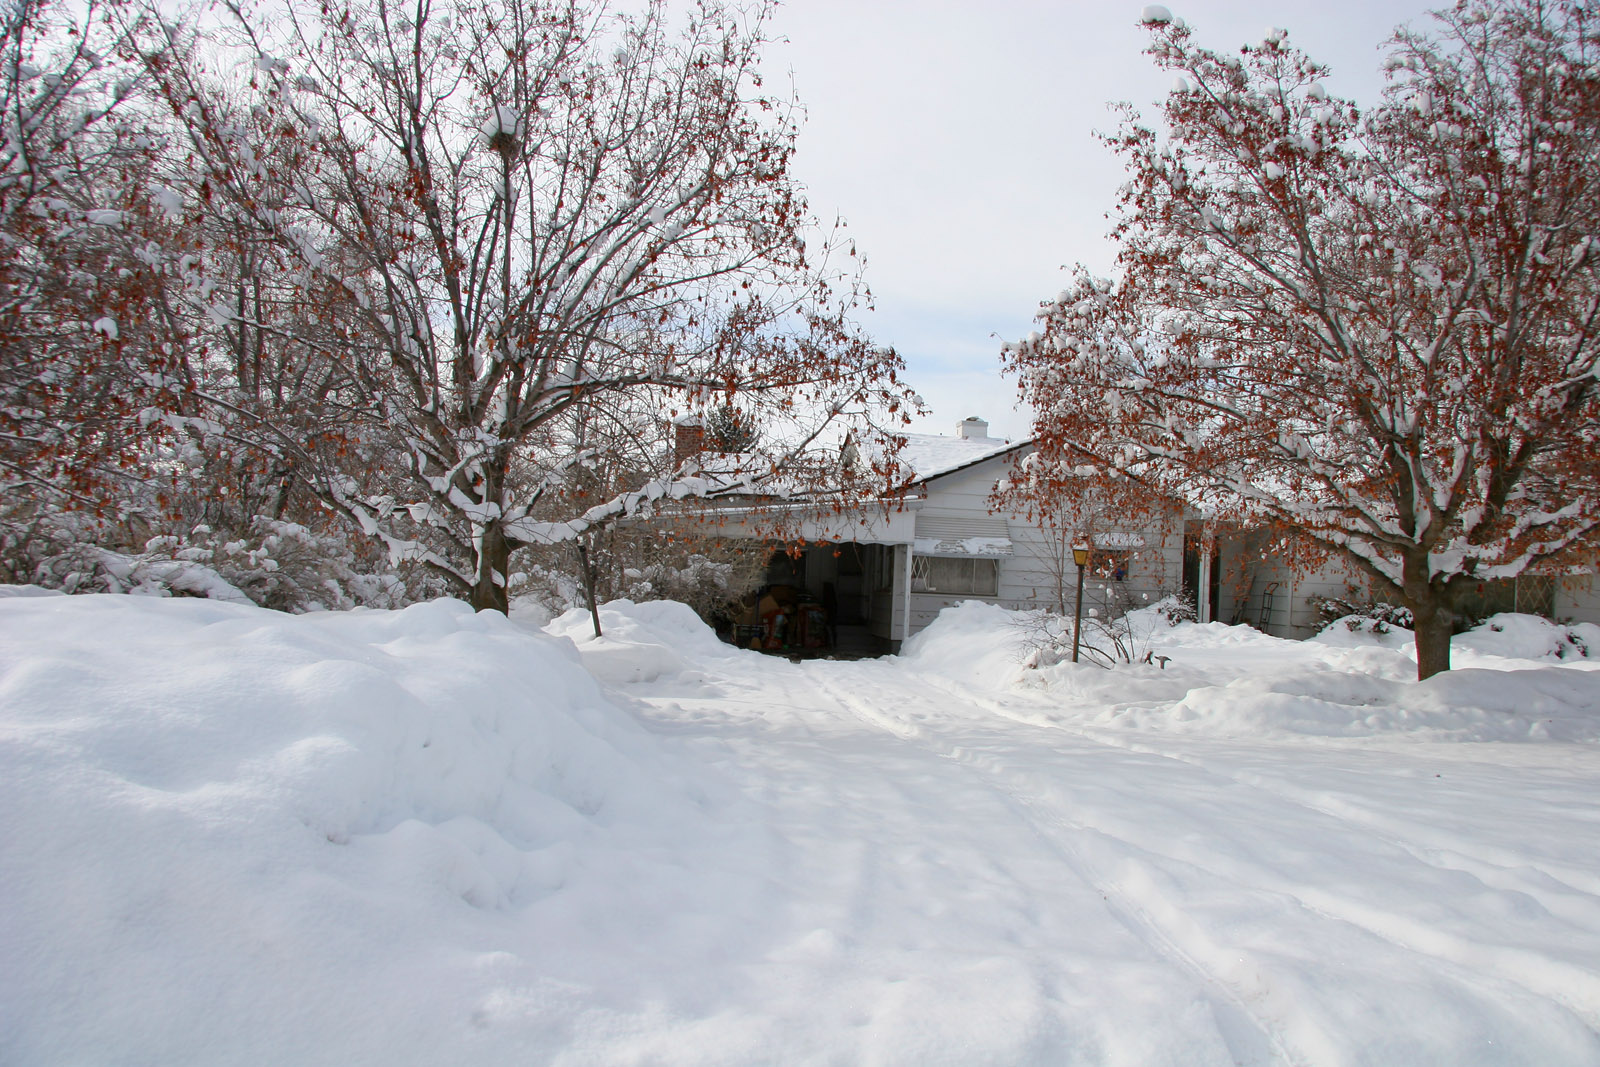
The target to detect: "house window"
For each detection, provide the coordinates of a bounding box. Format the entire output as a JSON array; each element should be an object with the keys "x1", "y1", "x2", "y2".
[
  {"x1": 1090, "y1": 549, "x2": 1132, "y2": 582},
  {"x1": 911, "y1": 556, "x2": 999, "y2": 596}
]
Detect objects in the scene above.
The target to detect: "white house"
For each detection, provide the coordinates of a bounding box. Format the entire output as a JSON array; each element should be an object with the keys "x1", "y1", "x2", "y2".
[
  {"x1": 688, "y1": 415, "x2": 1600, "y2": 655},
  {"x1": 708, "y1": 417, "x2": 1187, "y2": 654}
]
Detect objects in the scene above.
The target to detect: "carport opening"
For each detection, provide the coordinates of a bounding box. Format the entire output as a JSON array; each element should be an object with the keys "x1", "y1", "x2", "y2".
[{"x1": 717, "y1": 541, "x2": 899, "y2": 659}]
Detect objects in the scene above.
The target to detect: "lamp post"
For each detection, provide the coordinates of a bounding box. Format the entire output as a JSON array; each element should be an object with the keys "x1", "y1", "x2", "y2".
[{"x1": 1071, "y1": 543, "x2": 1090, "y2": 664}]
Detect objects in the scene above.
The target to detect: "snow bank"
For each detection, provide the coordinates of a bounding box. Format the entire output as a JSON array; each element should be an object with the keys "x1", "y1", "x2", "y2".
[
  {"x1": 1307, "y1": 615, "x2": 1417, "y2": 651},
  {"x1": 0, "y1": 584, "x2": 63, "y2": 599},
  {"x1": 1313, "y1": 611, "x2": 1600, "y2": 667},
  {"x1": 545, "y1": 598, "x2": 744, "y2": 684},
  {"x1": 1453, "y1": 612, "x2": 1600, "y2": 664},
  {"x1": 899, "y1": 598, "x2": 1032, "y2": 686},
  {"x1": 0, "y1": 594, "x2": 758, "y2": 1063},
  {"x1": 1100, "y1": 665, "x2": 1600, "y2": 741},
  {"x1": 903, "y1": 601, "x2": 1600, "y2": 741}
]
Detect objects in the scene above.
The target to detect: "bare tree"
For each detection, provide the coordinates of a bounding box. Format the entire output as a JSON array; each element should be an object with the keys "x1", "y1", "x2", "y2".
[
  {"x1": 138, "y1": 0, "x2": 916, "y2": 612},
  {"x1": 1, "y1": 0, "x2": 181, "y2": 521}
]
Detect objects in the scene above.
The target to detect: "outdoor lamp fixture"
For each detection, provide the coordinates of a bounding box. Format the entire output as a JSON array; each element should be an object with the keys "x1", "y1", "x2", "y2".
[{"x1": 1071, "y1": 543, "x2": 1090, "y2": 664}]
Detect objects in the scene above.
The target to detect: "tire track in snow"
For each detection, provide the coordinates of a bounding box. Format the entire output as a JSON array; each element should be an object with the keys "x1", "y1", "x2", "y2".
[
  {"x1": 859, "y1": 663, "x2": 1600, "y2": 1040},
  {"x1": 1083, "y1": 726, "x2": 1600, "y2": 902},
  {"x1": 639, "y1": 647, "x2": 1600, "y2": 1055},
  {"x1": 907, "y1": 664, "x2": 1593, "y2": 902},
  {"x1": 1053, "y1": 729, "x2": 1600, "y2": 1034},
  {"x1": 804, "y1": 666, "x2": 1307, "y2": 1067}
]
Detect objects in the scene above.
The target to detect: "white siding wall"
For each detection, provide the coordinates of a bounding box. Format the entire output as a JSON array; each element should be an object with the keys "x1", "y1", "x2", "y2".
[
  {"x1": 1556, "y1": 574, "x2": 1600, "y2": 625},
  {"x1": 870, "y1": 543, "x2": 911, "y2": 642},
  {"x1": 1214, "y1": 534, "x2": 1374, "y2": 638},
  {"x1": 1282, "y1": 557, "x2": 1372, "y2": 636},
  {"x1": 905, "y1": 462, "x2": 1185, "y2": 637},
  {"x1": 1217, "y1": 532, "x2": 1600, "y2": 637}
]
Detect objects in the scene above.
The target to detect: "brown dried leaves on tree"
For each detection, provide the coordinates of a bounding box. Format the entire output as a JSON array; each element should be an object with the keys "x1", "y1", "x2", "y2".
[
  {"x1": 140, "y1": 0, "x2": 917, "y2": 613},
  {"x1": 1004, "y1": 0, "x2": 1600, "y2": 677}
]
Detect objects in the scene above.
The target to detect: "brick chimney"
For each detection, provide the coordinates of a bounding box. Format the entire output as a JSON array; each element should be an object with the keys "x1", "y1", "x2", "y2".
[
  {"x1": 957, "y1": 416, "x2": 988, "y2": 440},
  {"x1": 673, "y1": 417, "x2": 705, "y2": 468}
]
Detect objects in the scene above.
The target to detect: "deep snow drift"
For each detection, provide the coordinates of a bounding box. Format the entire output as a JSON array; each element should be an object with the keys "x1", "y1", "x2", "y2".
[
  {"x1": 4, "y1": 591, "x2": 1599, "y2": 1064},
  {"x1": 0, "y1": 593, "x2": 766, "y2": 1064}
]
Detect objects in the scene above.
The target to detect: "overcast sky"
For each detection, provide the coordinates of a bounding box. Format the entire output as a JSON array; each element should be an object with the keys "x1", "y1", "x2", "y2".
[{"x1": 758, "y1": 1, "x2": 1443, "y2": 440}]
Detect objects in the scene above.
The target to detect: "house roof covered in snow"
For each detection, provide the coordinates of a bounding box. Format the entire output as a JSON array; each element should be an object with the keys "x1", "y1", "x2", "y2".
[
  {"x1": 894, "y1": 431, "x2": 1027, "y2": 484},
  {"x1": 673, "y1": 420, "x2": 1027, "y2": 502}
]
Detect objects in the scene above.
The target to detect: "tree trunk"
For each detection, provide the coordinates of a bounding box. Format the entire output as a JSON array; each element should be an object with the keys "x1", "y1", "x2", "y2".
[
  {"x1": 267, "y1": 465, "x2": 293, "y2": 521},
  {"x1": 1413, "y1": 606, "x2": 1453, "y2": 680},
  {"x1": 470, "y1": 525, "x2": 512, "y2": 614},
  {"x1": 1401, "y1": 552, "x2": 1453, "y2": 681},
  {"x1": 576, "y1": 541, "x2": 602, "y2": 638}
]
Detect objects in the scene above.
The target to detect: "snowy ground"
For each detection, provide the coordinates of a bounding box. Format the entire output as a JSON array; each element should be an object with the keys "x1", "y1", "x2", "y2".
[{"x1": 3, "y1": 590, "x2": 1599, "y2": 1065}]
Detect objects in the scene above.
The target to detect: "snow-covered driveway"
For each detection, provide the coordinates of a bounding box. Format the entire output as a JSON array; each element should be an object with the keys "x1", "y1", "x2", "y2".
[
  {"x1": 586, "y1": 606, "x2": 1600, "y2": 1065},
  {"x1": 4, "y1": 591, "x2": 1599, "y2": 1064}
]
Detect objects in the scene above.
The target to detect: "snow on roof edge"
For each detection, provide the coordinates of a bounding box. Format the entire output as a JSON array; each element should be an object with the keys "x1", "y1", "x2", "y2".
[{"x1": 896, "y1": 433, "x2": 1030, "y2": 484}]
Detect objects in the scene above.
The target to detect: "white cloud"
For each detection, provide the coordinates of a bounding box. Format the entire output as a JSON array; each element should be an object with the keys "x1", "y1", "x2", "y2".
[{"x1": 761, "y1": 0, "x2": 1439, "y2": 436}]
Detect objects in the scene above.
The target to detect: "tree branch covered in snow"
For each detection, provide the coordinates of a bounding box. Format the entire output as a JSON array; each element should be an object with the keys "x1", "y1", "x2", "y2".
[
  {"x1": 1004, "y1": 0, "x2": 1600, "y2": 677},
  {"x1": 0, "y1": 0, "x2": 186, "y2": 514},
  {"x1": 131, "y1": 0, "x2": 918, "y2": 612}
]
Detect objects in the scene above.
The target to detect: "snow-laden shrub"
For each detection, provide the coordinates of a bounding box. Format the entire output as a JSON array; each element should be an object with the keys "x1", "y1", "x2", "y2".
[
  {"x1": 510, "y1": 562, "x2": 587, "y2": 619},
  {"x1": 1335, "y1": 616, "x2": 1402, "y2": 637},
  {"x1": 614, "y1": 552, "x2": 764, "y2": 620},
  {"x1": 2, "y1": 514, "x2": 251, "y2": 603},
  {"x1": 1457, "y1": 613, "x2": 1596, "y2": 661},
  {"x1": 1, "y1": 510, "x2": 426, "y2": 612},
  {"x1": 512, "y1": 533, "x2": 767, "y2": 629},
  {"x1": 161, "y1": 518, "x2": 423, "y2": 611},
  {"x1": 1150, "y1": 593, "x2": 1197, "y2": 625},
  {"x1": 1018, "y1": 591, "x2": 1188, "y2": 670},
  {"x1": 1311, "y1": 595, "x2": 1415, "y2": 634}
]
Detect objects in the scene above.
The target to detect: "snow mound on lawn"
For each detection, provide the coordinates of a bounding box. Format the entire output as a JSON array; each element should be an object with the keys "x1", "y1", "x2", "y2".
[
  {"x1": 1308, "y1": 615, "x2": 1416, "y2": 651},
  {"x1": 903, "y1": 600, "x2": 1600, "y2": 741},
  {"x1": 1312, "y1": 611, "x2": 1600, "y2": 666},
  {"x1": 1454, "y1": 612, "x2": 1600, "y2": 663},
  {"x1": 0, "y1": 583, "x2": 64, "y2": 599},
  {"x1": 546, "y1": 598, "x2": 743, "y2": 684},
  {"x1": 1099, "y1": 666, "x2": 1600, "y2": 741},
  {"x1": 0, "y1": 594, "x2": 754, "y2": 1063},
  {"x1": 903, "y1": 602, "x2": 1265, "y2": 709},
  {"x1": 1088, "y1": 613, "x2": 1600, "y2": 740}
]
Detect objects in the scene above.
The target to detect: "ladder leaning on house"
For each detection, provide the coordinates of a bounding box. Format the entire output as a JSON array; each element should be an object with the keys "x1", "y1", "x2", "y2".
[
  {"x1": 1231, "y1": 575, "x2": 1282, "y2": 631},
  {"x1": 1258, "y1": 581, "x2": 1281, "y2": 630}
]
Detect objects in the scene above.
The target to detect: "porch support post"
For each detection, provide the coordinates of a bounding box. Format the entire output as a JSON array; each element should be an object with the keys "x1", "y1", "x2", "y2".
[
  {"x1": 1197, "y1": 533, "x2": 1213, "y2": 624},
  {"x1": 901, "y1": 544, "x2": 914, "y2": 642}
]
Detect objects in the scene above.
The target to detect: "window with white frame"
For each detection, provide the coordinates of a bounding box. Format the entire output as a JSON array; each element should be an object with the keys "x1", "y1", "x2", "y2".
[{"x1": 911, "y1": 556, "x2": 999, "y2": 596}]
